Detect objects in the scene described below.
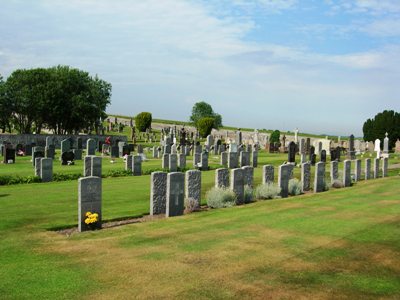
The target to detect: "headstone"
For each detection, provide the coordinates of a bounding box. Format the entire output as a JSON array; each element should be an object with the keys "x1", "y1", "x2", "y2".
[
  {"x1": 125, "y1": 155, "x2": 133, "y2": 172},
  {"x1": 382, "y1": 157, "x2": 388, "y2": 177},
  {"x1": 77, "y1": 137, "x2": 83, "y2": 150},
  {"x1": 336, "y1": 146, "x2": 341, "y2": 162},
  {"x1": 278, "y1": 164, "x2": 292, "y2": 198},
  {"x1": 236, "y1": 131, "x2": 242, "y2": 145},
  {"x1": 169, "y1": 154, "x2": 178, "y2": 172},
  {"x1": 395, "y1": 139, "x2": 400, "y2": 153},
  {"x1": 343, "y1": 160, "x2": 351, "y2": 187},
  {"x1": 215, "y1": 168, "x2": 229, "y2": 188},
  {"x1": 365, "y1": 158, "x2": 371, "y2": 180},
  {"x1": 110, "y1": 146, "x2": 119, "y2": 158},
  {"x1": 300, "y1": 139, "x2": 306, "y2": 154},
  {"x1": 330, "y1": 161, "x2": 339, "y2": 182},
  {"x1": 373, "y1": 158, "x2": 380, "y2": 179},
  {"x1": 240, "y1": 151, "x2": 250, "y2": 167},
  {"x1": 230, "y1": 168, "x2": 244, "y2": 204},
  {"x1": 84, "y1": 156, "x2": 101, "y2": 177},
  {"x1": 32, "y1": 150, "x2": 45, "y2": 166},
  {"x1": 320, "y1": 150, "x2": 327, "y2": 163},
  {"x1": 374, "y1": 139, "x2": 381, "y2": 159},
  {"x1": 178, "y1": 153, "x2": 186, "y2": 169},
  {"x1": 301, "y1": 162, "x2": 311, "y2": 192},
  {"x1": 162, "y1": 154, "x2": 169, "y2": 169},
  {"x1": 252, "y1": 150, "x2": 258, "y2": 168},
  {"x1": 201, "y1": 151, "x2": 208, "y2": 170},
  {"x1": 221, "y1": 151, "x2": 228, "y2": 167},
  {"x1": 137, "y1": 144, "x2": 143, "y2": 154},
  {"x1": 242, "y1": 166, "x2": 254, "y2": 187},
  {"x1": 314, "y1": 162, "x2": 325, "y2": 193},
  {"x1": 61, "y1": 151, "x2": 74, "y2": 165},
  {"x1": 306, "y1": 138, "x2": 311, "y2": 154},
  {"x1": 150, "y1": 172, "x2": 167, "y2": 215},
  {"x1": 288, "y1": 142, "x2": 296, "y2": 163},
  {"x1": 227, "y1": 152, "x2": 238, "y2": 169},
  {"x1": 40, "y1": 158, "x2": 53, "y2": 182},
  {"x1": 78, "y1": 176, "x2": 102, "y2": 232},
  {"x1": 34, "y1": 157, "x2": 42, "y2": 176},
  {"x1": 166, "y1": 172, "x2": 185, "y2": 217},
  {"x1": 45, "y1": 145, "x2": 55, "y2": 159},
  {"x1": 185, "y1": 170, "x2": 201, "y2": 209},
  {"x1": 152, "y1": 146, "x2": 158, "y2": 158},
  {"x1": 354, "y1": 159, "x2": 361, "y2": 182},
  {"x1": 60, "y1": 139, "x2": 70, "y2": 155},
  {"x1": 348, "y1": 135, "x2": 356, "y2": 159},
  {"x1": 311, "y1": 154, "x2": 316, "y2": 166},
  {"x1": 262, "y1": 165, "x2": 274, "y2": 184},
  {"x1": 86, "y1": 139, "x2": 96, "y2": 156},
  {"x1": 25, "y1": 144, "x2": 33, "y2": 156},
  {"x1": 193, "y1": 153, "x2": 200, "y2": 167},
  {"x1": 132, "y1": 155, "x2": 142, "y2": 176},
  {"x1": 382, "y1": 133, "x2": 389, "y2": 158},
  {"x1": 72, "y1": 149, "x2": 82, "y2": 160}
]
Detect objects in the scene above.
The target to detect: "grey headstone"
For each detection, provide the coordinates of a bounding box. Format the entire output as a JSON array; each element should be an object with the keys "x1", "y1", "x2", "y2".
[
  {"x1": 150, "y1": 172, "x2": 167, "y2": 215},
  {"x1": 45, "y1": 145, "x2": 55, "y2": 159},
  {"x1": 240, "y1": 151, "x2": 250, "y2": 167},
  {"x1": 166, "y1": 172, "x2": 185, "y2": 217},
  {"x1": 242, "y1": 166, "x2": 254, "y2": 187},
  {"x1": 178, "y1": 153, "x2": 186, "y2": 169},
  {"x1": 162, "y1": 153, "x2": 169, "y2": 169},
  {"x1": 61, "y1": 139, "x2": 70, "y2": 154},
  {"x1": 365, "y1": 158, "x2": 371, "y2": 180},
  {"x1": 230, "y1": 168, "x2": 244, "y2": 204},
  {"x1": 40, "y1": 158, "x2": 53, "y2": 182},
  {"x1": 72, "y1": 149, "x2": 82, "y2": 160},
  {"x1": 125, "y1": 155, "x2": 133, "y2": 172},
  {"x1": 201, "y1": 151, "x2": 208, "y2": 170},
  {"x1": 278, "y1": 164, "x2": 292, "y2": 198},
  {"x1": 152, "y1": 146, "x2": 158, "y2": 158},
  {"x1": 169, "y1": 154, "x2": 178, "y2": 172},
  {"x1": 35, "y1": 157, "x2": 42, "y2": 176},
  {"x1": 86, "y1": 139, "x2": 96, "y2": 156},
  {"x1": 78, "y1": 176, "x2": 102, "y2": 232},
  {"x1": 262, "y1": 165, "x2": 274, "y2": 184},
  {"x1": 91, "y1": 156, "x2": 102, "y2": 177},
  {"x1": 110, "y1": 146, "x2": 119, "y2": 158},
  {"x1": 215, "y1": 168, "x2": 229, "y2": 188},
  {"x1": 252, "y1": 151, "x2": 258, "y2": 168},
  {"x1": 382, "y1": 157, "x2": 388, "y2": 177},
  {"x1": 193, "y1": 153, "x2": 201, "y2": 167},
  {"x1": 220, "y1": 152, "x2": 228, "y2": 167},
  {"x1": 330, "y1": 160, "x2": 339, "y2": 182},
  {"x1": 132, "y1": 155, "x2": 142, "y2": 176},
  {"x1": 185, "y1": 170, "x2": 201, "y2": 209},
  {"x1": 314, "y1": 162, "x2": 325, "y2": 193},
  {"x1": 301, "y1": 162, "x2": 311, "y2": 192},
  {"x1": 354, "y1": 159, "x2": 361, "y2": 182},
  {"x1": 228, "y1": 152, "x2": 238, "y2": 169},
  {"x1": 373, "y1": 158, "x2": 380, "y2": 179},
  {"x1": 343, "y1": 160, "x2": 351, "y2": 187}
]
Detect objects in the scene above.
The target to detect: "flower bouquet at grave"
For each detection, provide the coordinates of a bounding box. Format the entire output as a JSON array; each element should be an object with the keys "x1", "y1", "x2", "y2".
[{"x1": 84, "y1": 212, "x2": 99, "y2": 230}]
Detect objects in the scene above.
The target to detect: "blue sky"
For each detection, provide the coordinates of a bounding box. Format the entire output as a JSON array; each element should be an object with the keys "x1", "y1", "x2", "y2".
[{"x1": 1, "y1": 0, "x2": 400, "y2": 136}]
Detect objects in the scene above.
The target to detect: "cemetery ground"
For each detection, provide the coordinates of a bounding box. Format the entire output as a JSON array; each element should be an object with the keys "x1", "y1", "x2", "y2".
[{"x1": 0, "y1": 151, "x2": 400, "y2": 299}]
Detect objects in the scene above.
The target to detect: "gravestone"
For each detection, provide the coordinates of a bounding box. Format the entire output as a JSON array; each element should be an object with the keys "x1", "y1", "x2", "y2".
[
  {"x1": 330, "y1": 161, "x2": 339, "y2": 182},
  {"x1": 240, "y1": 151, "x2": 250, "y2": 167},
  {"x1": 77, "y1": 137, "x2": 82, "y2": 150},
  {"x1": 330, "y1": 149, "x2": 337, "y2": 161},
  {"x1": 236, "y1": 131, "x2": 242, "y2": 145},
  {"x1": 354, "y1": 159, "x2": 361, "y2": 182},
  {"x1": 373, "y1": 158, "x2": 380, "y2": 179},
  {"x1": 382, "y1": 157, "x2": 388, "y2": 177},
  {"x1": 78, "y1": 176, "x2": 102, "y2": 232},
  {"x1": 343, "y1": 160, "x2": 351, "y2": 187},
  {"x1": 278, "y1": 164, "x2": 292, "y2": 198},
  {"x1": 167, "y1": 154, "x2": 177, "y2": 172},
  {"x1": 320, "y1": 150, "x2": 327, "y2": 163},
  {"x1": 32, "y1": 150, "x2": 45, "y2": 166},
  {"x1": 125, "y1": 155, "x2": 133, "y2": 172},
  {"x1": 86, "y1": 139, "x2": 96, "y2": 156},
  {"x1": 306, "y1": 138, "x2": 311, "y2": 154},
  {"x1": 314, "y1": 162, "x2": 325, "y2": 193},
  {"x1": 252, "y1": 151, "x2": 258, "y2": 168},
  {"x1": 215, "y1": 168, "x2": 229, "y2": 188},
  {"x1": 230, "y1": 168, "x2": 244, "y2": 204},
  {"x1": 110, "y1": 146, "x2": 119, "y2": 158},
  {"x1": 382, "y1": 133, "x2": 389, "y2": 158},
  {"x1": 61, "y1": 151, "x2": 74, "y2": 165},
  {"x1": 201, "y1": 151, "x2": 209, "y2": 170},
  {"x1": 150, "y1": 172, "x2": 167, "y2": 215},
  {"x1": 192, "y1": 153, "x2": 200, "y2": 167},
  {"x1": 300, "y1": 139, "x2": 306, "y2": 154},
  {"x1": 301, "y1": 162, "x2": 311, "y2": 192},
  {"x1": 25, "y1": 144, "x2": 33, "y2": 156},
  {"x1": 162, "y1": 154, "x2": 169, "y2": 169},
  {"x1": 178, "y1": 153, "x2": 186, "y2": 169},
  {"x1": 300, "y1": 153, "x2": 307, "y2": 164},
  {"x1": 72, "y1": 149, "x2": 82, "y2": 160},
  {"x1": 152, "y1": 146, "x2": 158, "y2": 158},
  {"x1": 185, "y1": 170, "x2": 201, "y2": 209},
  {"x1": 34, "y1": 157, "x2": 42, "y2": 176},
  {"x1": 84, "y1": 156, "x2": 101, "y2": 177},
  {"x1": 227, "y1": 152, "x2": 238, "y2": 169},
  {"x1": 365, "y1": 158, "x2": 371, "y2": 180},
  {"x1": 288, "y1": 142, "x2": 296, "y2": 163},
  {"x1": 132, "y1": 155, "x2": 142, "y2": 176},
  {"x1": 395, "y1": 139, "x2": 400, "y2": 153},
  {"x1": 61, "y1": 139, "x2": 70, "y2": 155},
  {"x1": 336, "y1": 146, "x2": 341, "y2": 162},
  {"x1": 262, "y1": 165, "x2": 274, "y2": 184},
  {"x1": 348, "y1": 135, "x2": 356, "y2": 159},
  {"x1": 137, "y1": 144, "x2": 143, "y2": 154},
  {"x1": 166, "y1": 172, "x2": 185, "y2": 217},
  {"x1": 40, "y1": 158, "x2": 53, "y2": 182},
  {"x1": 4, "y1": 147, "x2": 16, "y2": 164},
  {"x1": 242, "y1": 166, "x2": 254, "y2": 187},
  {"x1": 221, "y1": 152, "x2": 228, "y2": 167},
  {"x1": 310, "y1": 154, "x2": 316, "y2": 166},
  {"x1": 45, "y1": 145, "x2": 55, "y2": 159}
]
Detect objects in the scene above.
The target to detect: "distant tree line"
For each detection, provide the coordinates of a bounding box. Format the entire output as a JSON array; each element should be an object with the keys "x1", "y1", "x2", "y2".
[
  {"x1": 363, "y1": 110, "x2": 400, "y2": 148},
  {"x1": 0, "y1": 66, "x2": 111, "y2": 134}
]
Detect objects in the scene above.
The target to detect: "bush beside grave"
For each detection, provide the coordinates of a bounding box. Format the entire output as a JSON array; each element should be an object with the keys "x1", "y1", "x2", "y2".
[
  {"x1": 206, "y1": 187, "x2": 236, "y2": 208},
  {"x1": 135, "y1": 112, "x2": 152, "y2": 132},
  {"x1": 255, "y1": 183, "x2": 281, "y2": 200},
  {"x1": 197, "y1": 117, "x2": 215, "y2": 138}
]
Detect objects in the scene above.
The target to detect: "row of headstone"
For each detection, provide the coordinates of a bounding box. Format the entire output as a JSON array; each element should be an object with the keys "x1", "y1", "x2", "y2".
[
  {"x1": 125, "y1": 155, "x2": 142, "y2": 176},
  {"x1": 162, "y1": 153, "x2": 186, "y2": 172},
  {"x1": 34, "y1": 157, "x2": 53, "y2": 182},
  {"x1": 221, "y1": 150, "x2": 258, "y2": 169}
]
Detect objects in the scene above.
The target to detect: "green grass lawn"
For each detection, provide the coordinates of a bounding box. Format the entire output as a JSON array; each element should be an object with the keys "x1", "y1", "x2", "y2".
[{"x1": 0, "y1": 153, "x2": 400, "y2": 299}]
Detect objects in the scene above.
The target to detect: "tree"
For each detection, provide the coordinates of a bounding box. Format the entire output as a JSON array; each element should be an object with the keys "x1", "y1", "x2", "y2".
[
  {"x1": 0, "y1": 74, "x2": 12, "y2": 133},
  {"x1": 362, "y1": 110, "x2": 400, "y2": 149},
  {"x1": 270, "y1": 130, "x2": 281, "y2": 144},
  {"x1": 190, "y1": 101, "x2": 222, "y2": 129},
  {"x1": 135, "y1": 112, "x2": 152, "y2": 132},
  {"x1": 197, "y1": 117, "x2": 215, "y2": 138}
]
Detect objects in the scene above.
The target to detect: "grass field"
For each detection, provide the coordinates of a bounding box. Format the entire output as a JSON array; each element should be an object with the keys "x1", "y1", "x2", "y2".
[{"x1": 0, "y1": 151, "x2": 400, "y2": 299}]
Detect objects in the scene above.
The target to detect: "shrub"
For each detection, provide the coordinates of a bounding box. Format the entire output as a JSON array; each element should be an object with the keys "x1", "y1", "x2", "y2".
[
  {"x1": 331, "y1": 179, "x2": 344, "y2": 189},
  {"x1": 288, "y1": 179, "x2": 302, "y2": 196},
  {"x1": 206, "y1": 187, "x2": 236, "y2": 208},
  {"x1": 255, "y1": 183, "x2": 281, "y2": 200},
  {"x1": 244, "y1": 185, "x2": 254, "y2": 204},
  {"x1": 197, "y1": 117, "x2": 215, "y2": 138},
  {"x1": 184, "y1": 198, "x2": 200, "y2": 214},
  {"x1": 53, "y1": 173, "x2": 81, "y2": 182},
  {"x1": 0, "y1": 175, "x2": 41, "y2": 185},
  {"x1": 135, "y1": 112, "x2": 152, "y2": 132}
]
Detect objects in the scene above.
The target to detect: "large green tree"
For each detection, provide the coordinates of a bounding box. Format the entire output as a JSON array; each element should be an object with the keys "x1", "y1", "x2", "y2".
[
  {"x1": 190, "y1": 101, "x2": 222, "y2": 129},
  {"x1": 363, "y1": 110, "x2": 400, "y2": 148},
  {"x1": 270, "y1": 130, "x2": 281, "y2": 144},
  {"x1": 0, "y1": 74, "x2": 12, "y2": 133},
  {"x1": 3, "y1": 66, "x2": 111, "y2": 134}
]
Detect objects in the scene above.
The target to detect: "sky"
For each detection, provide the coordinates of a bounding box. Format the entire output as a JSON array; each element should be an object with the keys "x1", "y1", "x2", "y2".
[{"x1": 1, "y1": 0, "x2": 400, "y2": 136}]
